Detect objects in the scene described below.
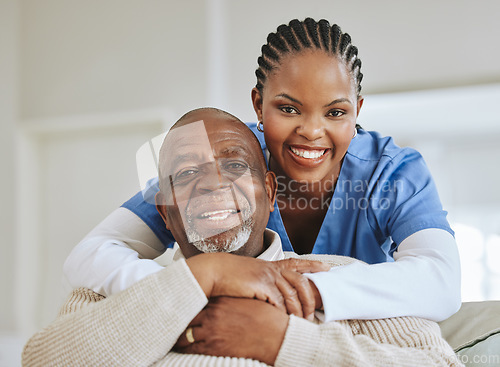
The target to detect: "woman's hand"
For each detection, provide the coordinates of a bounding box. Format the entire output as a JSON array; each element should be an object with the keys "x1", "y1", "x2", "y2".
[
  {"x1": 186, "y1": 253, "x2": 328, "y2": 318},
  {"x1": 174, "y1": 297, "x2": 289, "y2": 366}
]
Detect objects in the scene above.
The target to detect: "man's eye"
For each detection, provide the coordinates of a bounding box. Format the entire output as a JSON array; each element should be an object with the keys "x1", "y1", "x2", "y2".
[
  {"x1": 280, "y1": 106, "x2": 299, "y2": 114},
  {"x1": 224, "y1": 161, "x2": 248, "y2": 171},
  {"x1": 174, "y1": 168, "x2": 198, "y2": 182}
]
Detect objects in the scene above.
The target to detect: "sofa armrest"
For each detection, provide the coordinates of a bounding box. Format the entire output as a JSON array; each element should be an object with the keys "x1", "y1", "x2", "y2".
[{"x1": 439, "y1": 300, "x2": 500, "y2": 351}]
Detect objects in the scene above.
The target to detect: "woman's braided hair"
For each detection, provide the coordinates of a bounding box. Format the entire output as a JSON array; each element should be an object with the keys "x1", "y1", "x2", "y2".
[{"x1": 255, "y1": 18, "x2": 363, "y2": 98}]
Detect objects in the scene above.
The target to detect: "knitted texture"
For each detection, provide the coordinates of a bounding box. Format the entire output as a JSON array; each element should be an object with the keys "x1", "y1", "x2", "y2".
[
  {"x1": 276, "y1": 316, "x2": 463, "y2": 366},
  {"x1": 22, "y1": 259, "x2": 208, "y2": 367},
  {"x1": 22, "y1": 255, "x2": 463, "y2": 367},
  {"x1": 58, "y1": 287, "x2": 105, "y2": 316}
]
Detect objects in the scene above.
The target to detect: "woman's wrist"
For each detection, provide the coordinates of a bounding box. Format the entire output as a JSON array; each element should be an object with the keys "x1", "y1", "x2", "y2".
[{"x1": 309, "y1": 279, "x2": 323, "y2": 310}]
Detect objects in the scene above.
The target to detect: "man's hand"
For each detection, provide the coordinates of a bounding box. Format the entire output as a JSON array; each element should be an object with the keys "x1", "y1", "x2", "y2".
[
  {"x1": 186, "y1": 253, "x2": 329, "y2": 319},
  {"x1": 174, "y1": 297, "x2": 289, "y2": 366}
]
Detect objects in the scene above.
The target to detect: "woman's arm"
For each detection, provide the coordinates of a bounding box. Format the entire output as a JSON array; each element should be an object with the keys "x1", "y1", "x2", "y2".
[
  {"x1": 23, "y1": 259, "x2": 208, "y2": 367},
  {"x1": 306, "y1": 228, "x2": 461, "y2": 322},
  {"x1": 63, "y1": 207, "x2": 167, "y2": 296}
]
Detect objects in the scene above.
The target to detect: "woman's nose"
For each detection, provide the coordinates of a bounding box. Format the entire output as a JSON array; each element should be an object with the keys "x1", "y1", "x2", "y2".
[{"x1": 295, "y1": 117, "x2": 324, "y2": 141}]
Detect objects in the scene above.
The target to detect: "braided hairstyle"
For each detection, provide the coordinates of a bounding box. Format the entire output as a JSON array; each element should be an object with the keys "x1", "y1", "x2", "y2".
[{"x1": 255, "y1": 18, "x2": 363, "y2": 99}]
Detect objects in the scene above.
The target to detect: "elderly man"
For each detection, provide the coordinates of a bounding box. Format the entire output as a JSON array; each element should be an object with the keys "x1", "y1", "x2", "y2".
[{"x1": 23, "y1": 108, "x2": 462, "y2": 366}]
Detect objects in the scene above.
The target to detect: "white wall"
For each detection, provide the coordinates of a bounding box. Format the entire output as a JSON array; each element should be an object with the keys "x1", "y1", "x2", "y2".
[
  {"x1": 18, "y1": 0, "x2": 500, "y2": 122},
  {"x1": 0, "y1": 1, "x2": 22, "y2": 366},
  {"x1": 19, "y1": 0, "x2": 209, "y2": 120},
  {"x1": 0, "y1": 0, "x2": 18, "y2": 333}
]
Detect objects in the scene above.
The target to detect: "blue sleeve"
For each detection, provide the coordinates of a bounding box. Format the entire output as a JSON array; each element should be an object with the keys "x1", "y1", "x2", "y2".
[
  {"x1": 121, "y1": 183, "x2": 176, "y2": 249},
  {"x1": 367, "y1": 148, "x2": 454, "y2": 246}
]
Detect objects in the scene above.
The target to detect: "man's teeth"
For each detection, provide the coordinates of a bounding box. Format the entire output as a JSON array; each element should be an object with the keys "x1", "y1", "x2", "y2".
[
  {"x1": 200, "y1": 209, "x2": 237, "y2": 220},
  {"x1": 290, "y1": 147, "x2": 326, "y2": 159}
]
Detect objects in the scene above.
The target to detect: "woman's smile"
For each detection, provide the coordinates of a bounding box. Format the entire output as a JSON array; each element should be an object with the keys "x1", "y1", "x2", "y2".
[{"x1": 287, "y1": 145, "x2": 331, "y2": 167}]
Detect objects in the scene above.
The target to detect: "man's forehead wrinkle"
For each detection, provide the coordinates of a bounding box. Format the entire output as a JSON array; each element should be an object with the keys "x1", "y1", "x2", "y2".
[
  {"x1": 163, "y1": 118, "x2": 266, "y2": 173},
  {"x1": 170, "y1": 152, "x2": 202, "y2": 167},
  {"x1": 208, "y1": 126, "x2": 251, "y2": 140},
  {"x1": 166, "y1": 119, "x2": 210, "y2": 147},
  {"x1": 217, "y1": 145, "x2": 250, "y2": 157},
  {"x1": 208, "y1": 131, "x2": 266, "y2": 173},
  {"x1": 211, "y1": 140, "x2": 257, "y2": 165},
  {"x1": 207, "y1": 129, "x2": 258, "y2": 154},
  {"x1": 167, "y1": 129, "x2": 209, "y2": 147},
  {"x1": 163, "y1": 124, "x2": 212, "y2": 158}
]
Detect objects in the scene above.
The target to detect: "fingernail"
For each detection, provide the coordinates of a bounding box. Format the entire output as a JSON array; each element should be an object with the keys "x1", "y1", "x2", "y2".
[{"x1": 306, "y1": 313, "x2": 314, "y2": 322}]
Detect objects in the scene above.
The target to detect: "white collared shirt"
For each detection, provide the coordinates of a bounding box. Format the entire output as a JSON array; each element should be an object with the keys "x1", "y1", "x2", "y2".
[{"x1": 154, "y1": 228, "x2": 285, "y2": 266}]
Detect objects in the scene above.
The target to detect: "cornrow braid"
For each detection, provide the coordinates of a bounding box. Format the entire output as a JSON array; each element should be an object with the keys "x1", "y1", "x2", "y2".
[{"x1": 255, "y1": 18, "x2": 363, "y2": 97}]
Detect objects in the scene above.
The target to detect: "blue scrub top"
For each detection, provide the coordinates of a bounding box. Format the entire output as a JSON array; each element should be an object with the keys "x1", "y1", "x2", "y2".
[{"x1": 122, "y1": 123, "x2": 453, "y2": 265}]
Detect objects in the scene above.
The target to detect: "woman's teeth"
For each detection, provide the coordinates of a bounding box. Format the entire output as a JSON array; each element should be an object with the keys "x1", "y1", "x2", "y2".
[
  {"x1": 200, "y1": 209, "x2": 237, "y2": 221},
  {"x1": 290, "y1": 147, "x2": 326, "y2": 159}
]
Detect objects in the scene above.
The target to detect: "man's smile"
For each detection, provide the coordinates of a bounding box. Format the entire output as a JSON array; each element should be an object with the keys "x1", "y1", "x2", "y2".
[
  {"x1": 185, "y1": 194, "x2": 251, "y2": 237},
  {"x1": 198, "y1": 209, "x2": 240, "y2": 221}
]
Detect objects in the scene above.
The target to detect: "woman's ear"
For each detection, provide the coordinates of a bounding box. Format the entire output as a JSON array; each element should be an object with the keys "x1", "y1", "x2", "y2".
[
  {"x1": 264, "y1": 170, "x2": 277, "y2": 212},
  {"x1": 356, "y1": 96, "x2": 364, "y2": 118},
  {"x1": 251, "y1": 87, "x2": 263, "y2": 121},
  {"x1": 155, "y1": 191, "x2": 170, "y2": 231}
]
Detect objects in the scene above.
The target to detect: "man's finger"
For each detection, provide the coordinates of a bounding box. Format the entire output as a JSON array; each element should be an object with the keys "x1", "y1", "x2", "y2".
[
  {"x1": 175, "y1": 326, "x2": 211, "y2": 349},
  {"x1": 175, "y1": 340, "x2": 208, "y2": 355},
  {"x1": 187, "y1": 311, "x2": 205, "y2": 327},
  {"x1": 175, "y1": 309, "x2": 209, "y2": 349},
  {"x1": 175, "y1": 325, "x2": 202, "y2": 349},
  {"x1": 281, "y1": 269, "x2": 316, "y2": 320}
]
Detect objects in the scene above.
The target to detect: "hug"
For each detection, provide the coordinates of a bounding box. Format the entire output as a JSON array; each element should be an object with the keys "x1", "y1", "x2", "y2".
[{"x1": 23, "y1": 18, "x2": 465, "y2": 366}]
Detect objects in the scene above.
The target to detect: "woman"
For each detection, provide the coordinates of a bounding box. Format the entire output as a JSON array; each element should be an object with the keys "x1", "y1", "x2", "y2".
[{"x1": 64, "y1": 18, "x2": 461, "y2": 322}]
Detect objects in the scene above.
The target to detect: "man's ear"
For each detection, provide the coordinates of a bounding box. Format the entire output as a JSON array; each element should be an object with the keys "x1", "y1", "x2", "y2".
[
  {"x1": 251, "y1": 87, "x2": 263, "y2": 122},
  {"x1": 356, "y1": 95, "x2": 364, "y2": 118},
  {"x1": 264, "y1": 170, "x2": 277, "y2": 212},
  {"x1": 155, "y1": 191, "x2": 170, "y2": 230}
]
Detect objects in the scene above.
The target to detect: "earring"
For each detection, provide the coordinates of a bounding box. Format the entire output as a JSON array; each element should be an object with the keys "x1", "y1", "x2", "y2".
[
  {"x1": 353, "y1": 128, "x2": 357, "y2": 138},
  {"x1": 257, "y1": 121, "x2": 264, "y2": 132}
]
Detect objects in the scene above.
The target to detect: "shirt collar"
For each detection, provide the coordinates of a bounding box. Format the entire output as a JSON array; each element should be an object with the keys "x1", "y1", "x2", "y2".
[
  {"x1": 155, "y1": 228, "x2": 284, "y2": 265},
  {"x1": 257, "y1": 228, "x2": 285, "y2": 261}
]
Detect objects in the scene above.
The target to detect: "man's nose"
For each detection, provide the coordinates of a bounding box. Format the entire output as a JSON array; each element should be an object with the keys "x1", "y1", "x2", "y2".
[{"x1": 196, "y1": 162, "x2": 231, "y2": 193}]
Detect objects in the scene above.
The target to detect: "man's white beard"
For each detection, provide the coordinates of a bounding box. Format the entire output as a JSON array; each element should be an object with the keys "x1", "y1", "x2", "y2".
[
  {"x1": 184, "y1": 192, "x2": 254, "y2": 253},
  {"x1": 186, "y1": 222, "x2": 252, "y2": 253}
]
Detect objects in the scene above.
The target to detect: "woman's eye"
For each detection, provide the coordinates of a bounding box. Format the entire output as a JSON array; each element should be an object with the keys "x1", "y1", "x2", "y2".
[
  {"x1": 327, "y1": 110, "x2": 345, "y2": 117},
  {"x1": 279, "y1": 106, "x2": 299, "y2": 114}
]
